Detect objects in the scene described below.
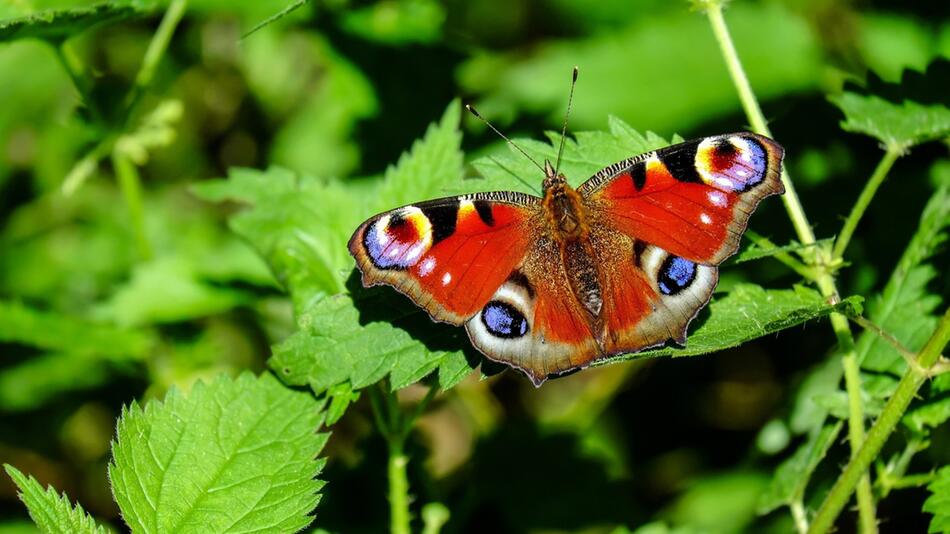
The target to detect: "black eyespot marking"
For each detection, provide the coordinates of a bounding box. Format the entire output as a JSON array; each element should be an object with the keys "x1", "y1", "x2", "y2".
[
  {"x1": 474, "y1": 200, "x2": 495, "y2": 226},
  {"x1": 481, "y1": 301, "x2": 529, "y2": 339},
  {"x1": 658, "y1": 139, "x2": 702, "y2": 183},
  {"x1": 633, "y1": 240, "x2": 647, "y2": 268},
  {"x1": 629, "y1": 161, "x2": 647, "y2": 191},
  {"x1": 506, "y1": 271, "x2": 535, "y2": 298},
  {"x1": 420, "y1": 201, "x2": 459, "y2": 245},
  {"x1": 714, "y1": 137, "x2": 737, "y2": 157},
  {"x1": 658, "y1": 255, "x2": 697, "y2": 295}
]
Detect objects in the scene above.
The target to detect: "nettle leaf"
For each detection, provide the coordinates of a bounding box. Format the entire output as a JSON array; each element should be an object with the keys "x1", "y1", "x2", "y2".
[
  {"x1": 453, "y1": 118, "x2": 674, "y2": 197},
  {"x1": 0, "y1": 2, "x2": 147, "y2": 43},
  {"x1": 857, "y1": 186, "x2": 949, "y2": 376},
  {"x1": 109, "y1": 372, "x2": 327, "y2": 534},
  {"x1": 3, "y1": 464, "x2": 107, "y2": 534},
  {"x1": 829, "y1": 59, "x2": 950, "y2": 149},
  {"x1": 904, "y1": 374, "x2": 950, "y2": 434},
  {"x1": 757, "y1": 422, "x2": 842, "y2": 515},
  {"x1": 598, "y1": 285, "x2": 861, "y2": 364},
  {"x1": 926, "y1": 466, "x2": 950, "y2": 533}
]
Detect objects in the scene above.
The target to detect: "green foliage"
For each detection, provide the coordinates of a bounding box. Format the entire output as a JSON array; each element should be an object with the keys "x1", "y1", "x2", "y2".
[
  {"x1": 758, "y1": 422, "x2": 842, "y2": 514},
  {"x1": 926, "y1": 466, "x2": 950, "y2": 533},
  {"x1": 829, "y1": 61, "x2": 950, "y2": 149},
  {"x1": 602, "y1": 285, "x2": 861, "y2": 363},
  {"x1": 0, "y1": 2, "x2": 146, "y2": 43},
  {"x1": 4, "y1": 465, "x2": 107, "y2": 534},
  {"x1": 857, "y1": 186, "x2": 949, "y2": 376},
  {"x1": 109, "y1": 372, "x2": 328, "y2": 534}
]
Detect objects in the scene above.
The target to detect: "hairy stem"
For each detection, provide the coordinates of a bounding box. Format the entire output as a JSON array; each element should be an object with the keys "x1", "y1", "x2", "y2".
[
  {"x1": 701, "y1": 2, "x2": 878, "y2": 531},
  {"x1": 388, "y1": 444, "x2": 411, "y2": 534},
  {"x1": 833, "y1": 146, "x2": 902, "y2": 259},
  {"x1": 809, "y1": 306, "x2": 950, "y2": 534}
]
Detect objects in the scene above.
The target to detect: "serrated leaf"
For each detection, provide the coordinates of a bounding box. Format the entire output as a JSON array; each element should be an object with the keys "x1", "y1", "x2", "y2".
[
  {"x1": 757, "y1": 422, "x2": 842, "y2": 515},
  {"x1": 829, "y1": 60, "x2": 950, "y2": 149},
  {"x1": 4, "y1": 464, "x2": 107, "y2": 534},
  {"x1": 598, "y1": 285, "x2": 861, "y2": 364},
  {"x1": 0, "y1": 300, "x2": 153, "y2": 358},
  {"x1": 109, "y1": 372, "x2": 328, "y2": 534},
  {"x1": 0, "y1": 2, "x2": 146, "y2": 43},
  {"x1": 857, "y1": 186, "x2": 949, "y2": 376},
  {"x1": 269, "y1": 286, "x2": 473, "y2": 395},
  {"x1": 731, "y1": 238, "x2": 832, "y2": 264},
  {"x1": 925, "y1": 466, "x2": 950, "y2": 533}
]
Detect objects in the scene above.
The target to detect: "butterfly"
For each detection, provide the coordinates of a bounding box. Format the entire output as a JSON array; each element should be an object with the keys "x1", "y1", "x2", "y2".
[{"x1": 349, "y1": 128, "x2": 784, "y2": 386}]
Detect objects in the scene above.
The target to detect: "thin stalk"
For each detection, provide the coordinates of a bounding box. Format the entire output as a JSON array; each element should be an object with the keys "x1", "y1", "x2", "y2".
[
  {"x1": 111, "y1": 150, "x2": 152, "y2": 259},
  {"x1": 388, "y1": 442, "x2": 411, "y2": 534},
  {"x1": 809, "y1": 307, "x2": 950, "y2": 534},
  {"x1": 701, "y1": 2, "x2": 878, "y2": 530},
  {"x1": 833, "y1": 147, "x2": 902, "y2": 259},
  {"x1": 124, "y1": 0, "x2": 187, "y2": 118},
  {"x1": 791, "y1": 500, "x2": 809, "y2": 534}
]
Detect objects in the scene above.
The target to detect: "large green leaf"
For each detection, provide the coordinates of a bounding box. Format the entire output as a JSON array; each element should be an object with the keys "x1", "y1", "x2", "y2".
[
  {"x1": 829, "y1": 60, "x2": 950, "y2": 149},
  {"x1": 109, "y1": 372, "x2": 328, "y2": 534},
  {"x1": 3, "y1": 465, "x2": 107, "y2": 534},
  {"x1": 599, "y1": 285, "x2": 861, "y2": 364}
]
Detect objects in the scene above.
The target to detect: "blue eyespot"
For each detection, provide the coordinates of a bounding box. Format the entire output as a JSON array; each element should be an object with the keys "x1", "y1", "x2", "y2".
[
  {"x1": 658, "y1": 256, "x2": 697, "y2": 295},
  {"x1": 481, "y1": 301, "x2": 529, "y2": 339}
]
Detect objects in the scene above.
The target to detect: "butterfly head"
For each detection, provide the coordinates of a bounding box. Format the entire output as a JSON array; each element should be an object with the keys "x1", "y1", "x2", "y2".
[{"x1": 542, "y1": 160, "x2": 567, "y2": 191}]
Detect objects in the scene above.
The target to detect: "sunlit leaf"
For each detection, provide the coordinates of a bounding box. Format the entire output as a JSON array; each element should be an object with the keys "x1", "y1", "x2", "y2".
[
  {"x1": 109, "y1": 372, "x2": 328, "y2": 534},
  {"x1": 663, "y1": 472, "x2": 768, "y2": 533},
  {"x1": 829, "y1": 60, "x2": 950, "y2": 149},
  {"x1": 3, "y1": 464, "x2": 107, "y2": 534},
  {"x1": 340, "y1": 0, "x2": 445, "y2": 45}
]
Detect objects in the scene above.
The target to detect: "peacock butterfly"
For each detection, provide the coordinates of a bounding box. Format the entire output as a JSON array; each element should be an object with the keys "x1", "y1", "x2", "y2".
[{"x1": 349, "y1": 96, "x2": 784, "y2": 386}]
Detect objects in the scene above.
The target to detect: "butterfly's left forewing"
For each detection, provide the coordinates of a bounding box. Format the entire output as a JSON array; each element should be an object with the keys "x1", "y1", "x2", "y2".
[{"x1": 349, "y1": 193, "x2": 540, "y2": 325}]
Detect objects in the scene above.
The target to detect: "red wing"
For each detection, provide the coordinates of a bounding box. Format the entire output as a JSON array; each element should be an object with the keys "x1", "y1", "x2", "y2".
[
  {"x1": 349, "y1": 193, "x2": 540, "y2": 325},
  {"x1": 579, "y1": 133, "x2": 784, "y2": 265}
]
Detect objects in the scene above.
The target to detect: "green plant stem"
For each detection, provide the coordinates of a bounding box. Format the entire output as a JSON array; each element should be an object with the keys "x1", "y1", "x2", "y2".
[
  {"x1": 832, "y1": 147, "x2": 902, "y2": 259},
  {"x1": 124, "y1": 0, "x2": 187, "y2": 118},
  {"x1": 111, "y1": 151, "x2": 152, "y2": 259},
  {"x1": 809, "y1": 306, "x2": 950, "y2": 534},
  {"x1": 701, "y1": 3, "x2": 878, "y2": 530},
  {"x1": 388, "y1": 443, "x2": 411, "y2": 534}
]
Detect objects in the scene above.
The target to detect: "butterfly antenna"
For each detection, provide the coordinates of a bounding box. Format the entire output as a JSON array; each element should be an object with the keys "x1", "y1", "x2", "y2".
[
  {"x1": 466, "y1": 104, "x2": 545, "y2": 174},
  {"x1": 554, "y1": 66, "x2": 579, "y2": 176}
]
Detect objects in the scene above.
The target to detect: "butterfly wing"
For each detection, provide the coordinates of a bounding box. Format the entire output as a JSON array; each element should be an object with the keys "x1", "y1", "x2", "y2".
[
  {"x1": 578, "y1": 132, "x2": 784, "y2": 264},
  {"x1": 349, "y1": 193, "x2": 540, "y2": 325},
  {"x1": 575, "y1": 132, "x2": 784, "y2": 360}
]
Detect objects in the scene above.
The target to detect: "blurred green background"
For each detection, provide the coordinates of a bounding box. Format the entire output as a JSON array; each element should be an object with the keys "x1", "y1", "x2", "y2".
[{"x1": 0, "y1": 0, "x2": 948, "y2": 532}]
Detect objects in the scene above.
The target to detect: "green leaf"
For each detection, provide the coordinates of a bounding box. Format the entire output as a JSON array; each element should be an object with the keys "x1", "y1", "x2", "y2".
[
  {"x1": 731, "y1": 238, "x2": 832, "y2": 264},
  {"x1": 3, "y1": 464, "x2": 107, "y2": 534},
  {"x1": 0, "y1": 2, "x2": 145, "y2": 43},
  {"x1": 757, "y1": 422, "x2": 843, "y2": 515},
  {"x1": 269, "y1": 288, "x2": 472, "y2": 396},
  {"x1": 925, "y1": 466, "x2": 950, "y2": 533},
  {"x1": 0, "y1": 300, "x2": 153, "y2": 358},
  {"x1": 599, "y1": 285, "x2": 862, "y2": 364},
  {"x1": 0, "y1": 352, "x2": 112, "y2": 411},
  {"x1": 458, "y1": 2, "x2": 821, "y2": 133},
  {"x1": 904, "y1": 374, "x2": 950, "y2": 433},
  {"x1": 857, "y1": 186, "x2": 950, "y2": 375},
  {"x1": 109, "y1": 372, "x2": 328, "y2": 534},
  {"x1": 95, "y1": 257, "x2": 249, "y2": 327},
  {"x1": 829, "y1": 60, "x2": 950, "y2": 149},
  {"x1": 663, "y1": 472, "x2": 769, "y2": 533},
  {"x1": 339, "y1": 0, "x2": 445, "y2": 45}
]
